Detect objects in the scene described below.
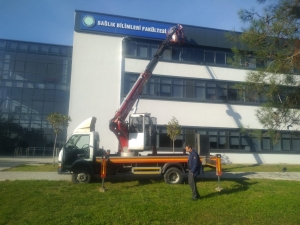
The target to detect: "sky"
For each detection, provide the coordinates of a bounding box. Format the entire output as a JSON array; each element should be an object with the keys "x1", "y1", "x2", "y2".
[{"x1": 0, "y1": 0, "x2": 264, "y2": 46}]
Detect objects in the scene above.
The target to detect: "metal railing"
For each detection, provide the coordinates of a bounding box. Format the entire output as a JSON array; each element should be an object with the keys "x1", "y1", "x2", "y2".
[{"x1": 13, "y1": 147, "x2": 60, "y2": 157}]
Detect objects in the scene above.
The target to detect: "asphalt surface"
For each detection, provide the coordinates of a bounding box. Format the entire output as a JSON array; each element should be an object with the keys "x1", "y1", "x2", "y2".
[{"x1": 1, "y1": 156, "x2": 300, "y2": 182}]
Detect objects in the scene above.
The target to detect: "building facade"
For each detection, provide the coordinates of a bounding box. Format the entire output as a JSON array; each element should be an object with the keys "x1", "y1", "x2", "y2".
[
  {"x1": 0, "y1": 39, "x2": 72, "y2": 155},
  {"x1": 69, "y1": 11, "x2": 300, "y2": 164}
]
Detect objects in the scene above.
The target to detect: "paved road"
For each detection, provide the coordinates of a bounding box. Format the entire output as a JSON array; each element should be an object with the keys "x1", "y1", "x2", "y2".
[{"x1": 1, "y1": 156, "x2": 300, "y2": 182}]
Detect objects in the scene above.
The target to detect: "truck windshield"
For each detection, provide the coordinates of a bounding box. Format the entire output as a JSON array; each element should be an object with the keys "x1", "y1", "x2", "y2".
[
  {"x1": 65, "y1": 135, "x2": 90, "y2": 150},
  {"x1": 129, "y1": 117, "x2": 143, "y2": 133}
]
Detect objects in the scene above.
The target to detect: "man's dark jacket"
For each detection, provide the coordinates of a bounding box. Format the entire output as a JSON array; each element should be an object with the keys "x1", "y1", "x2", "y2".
[{"x1": 188, "y1": 149, "x2": 202, "y2": 177}]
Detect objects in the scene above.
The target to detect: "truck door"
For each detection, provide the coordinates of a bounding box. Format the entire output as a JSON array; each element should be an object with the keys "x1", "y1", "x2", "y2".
[{"x1": 62, "y1": 134, "x2": 92, "y2": 169}]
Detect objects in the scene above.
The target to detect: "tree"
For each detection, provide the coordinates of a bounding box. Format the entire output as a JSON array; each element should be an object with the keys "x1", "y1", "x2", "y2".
[
  {"x1": 166, "y1": 116, "x2": 181, "y2": 153},
  {"x1": 228, "y1": 0, "x2": 300, "y2": 141},
  {"x1": 47, "y1": 113, "x2": 71, "y2": 166}
]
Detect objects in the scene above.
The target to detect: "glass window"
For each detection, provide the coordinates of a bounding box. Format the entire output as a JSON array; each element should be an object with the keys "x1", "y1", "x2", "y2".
[
  {"x1": 55, "y1": 91, "x2": 67, "y2": 102},
  {"x1": 162, "y1": 49, "x2": 171, "y2": 60},
  {"x1": 241, "y1": 136, "x2": 251, "y2": 150},
  {"x1": 47, "y1": 63, "x2": 57, "y2": 74},
  {"x1": 216, "y1": 52, "x2": 225, "y2": 65},
  {"x1": 292, "y1": 139, "x2": 300, "y2": 151},
  {"x1": 14, "y1": 61, "x2": 25, "y2": 72},
  {"x1": 282, "y1": 139, "x2": 291, "y2": 151},
  {"x1": 22, "y1": 89, "x2": 34, "y2": 100},
  {"x1": 44, "y1": 90, "x2": 55, "y2": 101},
  {"x1": 124, "y1": 74, "x2": 137, "y2": 94},
  {"x1": 0, "y1": 87, "x2": 11, "y2": 99},
  {"x1": 193, "y1": 49, "x2": 204, "y2": 63},
  {"x1": 39, "y1": 45, "x2": 48, "y2": 53},
  {"x1": 43, "y1": 102, "x2": 54, "y2": 114},
  {"x1": 218, "y1": 133, "x2": 228, "y2": 149},
  {"x1": 36, "y1": 62, "x2": 47, "y2": 73},
  {"x1": 37, "y1": 54, "x2": 48, "y2": 62},
  {"x1": 16, "y1": 52, "x2": 26, "y2": 60},
  {"x1": 262, "y1": 138, "x2": 271, "y2": 150},
  {"x1": 57, "y1": 64, "x2": 68, "y2": 75},
  {"x1": 54, "y1": 102, "x2": 67, "y2": 114},
  {"x1": 205, "y1": 51, "x2": 214, "y2": 63},
  {"x1": 206, "y1": 83, "x2": 216, "y2": 100},
  {"x1": 48, "y1": 55, "x2": 57, "y2": 63},
  {"x1": 228, "y1": 84, "x2": 238, "y2": 101},
  {"x1": 59, "y1": 47, "x2": 68, "y2": 56},
  {"x1": 171, "y1": 47, "x2": 181, "y2": 61},
  {"x1": 17, "y1": 43, "x2": 27, "y2": 51},
  {"x1": 33, "y1": 89, "x2": 44, "y2": 101},
  {"x1": 11, "y1": 88, "x2": 22, "y2": 99},
  {"x1": 185, "y1": 80, "x2": 194, "y2": 98},
  {"x1": 149, "y1": 46, "x2": 158, "y2": 57},
  {"x1": 218, "y1": 87, "x2": 227, "y2": 100},
  {"x1": 27, "y1": 53, "x2": 37, "y2": 61},
  {"x1": 4, "y1": 51, "x2": 15, "y2": 60},
  {"x1": 0, "y1": 40, "x2": 6, "y2": 49},
  {"x1": 137, "y1": 45, "x2": 148, "y2": 58},
  {"x1": 181, "y1": 48, "x2": 193, "y2": 62},
  {"x1": 229, "y1": 132, "x2": 240, "y2": 149},
  {"x1": 28, "y1": 44, "x2": 39, "y2": 52},
  {"x1": 173, "y1": 79, "x2": 183, "y2": 98},
  {"x1": 0, "y1": 50, "x2": 4, "y2": 59},
  {"x1": 7, "y1": 42, "x2": 17, "y2": 50},
  {"x1": 32, "y1": 101, "x2": 43, "y2": 114},
  {"x1": 160, "y1": 78, "x2": 171, "y2": 97},
  {"x1": 148, "y1": 77, "x2": 158, "y2": 96},
  {"x1": 126, "y1": 42, "x2": 137, "y2": 56},
  {"x1": 49, "y1": 46, "x2": 59, "y2": 55},
  {"x1": 25, "y1": 73, "x2": 35, "y2": 81},
  {"x1": 25, "y1": 62, "x2": 36, "y2": 73}
]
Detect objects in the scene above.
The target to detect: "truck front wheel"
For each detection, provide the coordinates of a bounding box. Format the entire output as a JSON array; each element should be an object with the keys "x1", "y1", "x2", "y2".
[
  {"x1": 164, "y1": 167, "x2": 183, "y2": 184},
  {"x1": 72, "y1": 172, "x2": 92, "y2": 184}
]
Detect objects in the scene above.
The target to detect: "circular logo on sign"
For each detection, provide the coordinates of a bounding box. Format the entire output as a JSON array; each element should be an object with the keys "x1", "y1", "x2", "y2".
[{"x1": 82, "y1": 15, "x2": 95, "y2": 27}]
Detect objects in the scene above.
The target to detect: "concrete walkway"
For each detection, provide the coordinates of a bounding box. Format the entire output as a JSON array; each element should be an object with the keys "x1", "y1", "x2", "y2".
[{"x1": 1, "y1": 156, "x2": 300, "y2": 182}]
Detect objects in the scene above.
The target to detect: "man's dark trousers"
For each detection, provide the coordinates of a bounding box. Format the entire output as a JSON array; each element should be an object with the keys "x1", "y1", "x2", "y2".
[{"x1": 188, "y1": 171, "x2": 200, "y2": 200}]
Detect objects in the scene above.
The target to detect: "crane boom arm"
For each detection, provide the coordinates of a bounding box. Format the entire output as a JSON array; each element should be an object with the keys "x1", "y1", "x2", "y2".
[{"x1": 109, "y1": 24, "x2": 184, "y2": 152}]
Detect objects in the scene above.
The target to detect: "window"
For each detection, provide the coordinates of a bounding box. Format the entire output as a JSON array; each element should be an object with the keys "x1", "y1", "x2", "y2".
[
  {"x1": 172, "y1": 79, "x2": 183, "y2": 98},
  {"x1": 205, "y1": 51, "x2": 214, "y2": 63},
  {"x1": 126, "y1": 42, "x2": 137, "y2": 56},
  {"x1": 218, "y1": 83, "x2": 227, "y2": 101},
  {"x1": 218, "y1": 131, "x2": 228, "y2": 149},
  {"x1": 206, "y1": 83, "x2": 216, "y2": 100},
  {"x1": 137, "y1": 44, "x2": 148, "y2": 58},
  {"x1": 185, "y1": 80, "x2": 194, "y2": 99},
  {"x1": 195, "y1": 81, "x2": 205, "y2": 100},
  {"x1": 160, "y1": 78, "x2": 171, "y2": 97},
  {"x1": 14, "y1": 61, "x2": 25, "y2": 72},
  {"x1": 229, "y1": 132, "x2": 240, "y2": 149},
  {"x1": 216, "y1": 52, "x2": 225, "y2": 65}
]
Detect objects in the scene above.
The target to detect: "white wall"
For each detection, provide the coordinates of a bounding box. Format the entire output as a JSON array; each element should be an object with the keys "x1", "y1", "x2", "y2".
[
  {"x1": 136, "y1": 99, "x2": 262, "y2": 129},
  {"x1": 69, "y1": 32, "x2": 123, "y2": 153},
  {"x1": 125, "y1": 58, "x2": 248, "y2": 82}
]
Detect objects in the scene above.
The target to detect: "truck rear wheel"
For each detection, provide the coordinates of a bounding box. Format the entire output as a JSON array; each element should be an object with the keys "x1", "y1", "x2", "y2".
[
  {"x1": 164, "y1": 167, "x2": 183, "y2": 184},
  {"x1": 72, "y1": 172, "x2": 92, "y2": 184}
]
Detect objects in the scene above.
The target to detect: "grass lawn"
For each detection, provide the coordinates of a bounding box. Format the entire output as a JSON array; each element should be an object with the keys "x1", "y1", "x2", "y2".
[
  {"x1": 4, "y1": 163, "x2": 300, "y2": 172},
  {"x1": 0, "y1": 178, "x2": 299, "y2": 225}
]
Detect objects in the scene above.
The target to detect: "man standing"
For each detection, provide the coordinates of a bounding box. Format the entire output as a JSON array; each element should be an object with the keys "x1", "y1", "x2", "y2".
[{"x1": 185, "y1": 145, "x2": 201, "y2": 200}]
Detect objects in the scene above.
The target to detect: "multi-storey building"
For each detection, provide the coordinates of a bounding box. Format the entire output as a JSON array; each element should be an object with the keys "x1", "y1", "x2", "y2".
[{"x1": 0, "y1": 39, "x2": 72, "y2": 155}]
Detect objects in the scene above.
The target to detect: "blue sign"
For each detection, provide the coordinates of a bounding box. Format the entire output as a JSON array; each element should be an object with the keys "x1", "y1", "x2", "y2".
[{"x1": 79, "y1": 12, "x2": 175, "y2": 40}]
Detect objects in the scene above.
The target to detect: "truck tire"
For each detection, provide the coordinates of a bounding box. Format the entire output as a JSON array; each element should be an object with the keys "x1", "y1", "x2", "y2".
[
  {"x1": 72, "y1": 172, "x2": 92, "y2": 184},
  {"x1": 164, "y1": 167, "x2": 183, "y2": 184}
]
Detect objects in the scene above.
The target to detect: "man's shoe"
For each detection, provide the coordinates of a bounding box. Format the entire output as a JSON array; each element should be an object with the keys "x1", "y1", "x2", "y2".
[{"x1": 192, "y1": 198, "x2": 198, "y2": 201}]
